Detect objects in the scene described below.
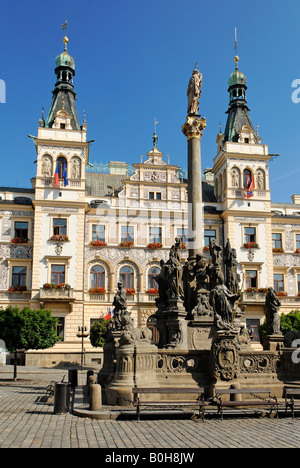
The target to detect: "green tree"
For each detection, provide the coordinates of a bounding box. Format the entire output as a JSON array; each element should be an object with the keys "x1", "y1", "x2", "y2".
[
  {"x1": 90, "y1": 319, "x2": 110, "y2": 348},
  {"x1": 0, "y1": 306, "x2": 59, "y2": 380}
]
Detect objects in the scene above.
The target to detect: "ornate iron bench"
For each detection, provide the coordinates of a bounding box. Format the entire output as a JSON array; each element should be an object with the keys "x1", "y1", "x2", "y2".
[
  {"x1": 284, "y1": 388, "x2": 300, "y2": 419},
  {"x1": 214, "y1": 387, "x2": 279, "y2": 420},
  {"x1": 132, "y1": 387, "x2": 206, "y2": 422}
]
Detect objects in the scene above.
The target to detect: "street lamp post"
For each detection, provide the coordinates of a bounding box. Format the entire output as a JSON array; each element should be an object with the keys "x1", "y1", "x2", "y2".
[{"x1": 77, "y1": 326, "x2": 89, "y2": 369}]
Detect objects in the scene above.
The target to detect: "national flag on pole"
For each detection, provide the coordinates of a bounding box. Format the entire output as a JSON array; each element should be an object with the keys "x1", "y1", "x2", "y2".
[
  {"x1": 54, "y1": 163, "x2": 60, "y2": 187},
  {"x1": 104, "y1": 307, "x2": 113, "y2": 320},
  {"x1": 246, "y1": 173, "x2": 255, "y2": 199},
  {"x1": 63, "y1": 162, "x2": 69, "y2": 186}
]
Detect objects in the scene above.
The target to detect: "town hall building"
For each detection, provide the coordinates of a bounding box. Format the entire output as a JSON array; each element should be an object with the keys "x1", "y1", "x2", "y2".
[{"x1": 1, "y1": 35, "x2": 300, "y2": 367}]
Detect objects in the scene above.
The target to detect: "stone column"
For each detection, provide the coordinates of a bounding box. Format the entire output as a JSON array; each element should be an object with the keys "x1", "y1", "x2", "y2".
[{"x1": 182, "y1": 115, "x2": 206, "y2": 259}]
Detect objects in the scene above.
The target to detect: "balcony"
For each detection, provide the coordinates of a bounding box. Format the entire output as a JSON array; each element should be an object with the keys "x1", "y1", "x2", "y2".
[{"x1": 39, "y1": 286, "x2": 75, "y2": 311}]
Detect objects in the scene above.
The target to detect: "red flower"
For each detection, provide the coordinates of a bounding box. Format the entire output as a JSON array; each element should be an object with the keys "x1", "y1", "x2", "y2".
[
  {"x1": 90, "y1": 240, "x2": 107, "y2": 247},
  {"x1": 145, "y1": 288, "x2": 159, "y2": 294},
  {"x1": 88, "y1": 287, "x2": 106, "y2": 294}
]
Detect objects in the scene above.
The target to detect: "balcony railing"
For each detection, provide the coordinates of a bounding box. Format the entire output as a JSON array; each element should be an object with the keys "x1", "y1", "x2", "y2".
[{"x1": 40, "y1": 287, "x2": 74, "y2": 300}]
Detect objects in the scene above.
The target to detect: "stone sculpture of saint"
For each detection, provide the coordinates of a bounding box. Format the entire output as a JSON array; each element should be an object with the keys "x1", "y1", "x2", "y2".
[
  {"x1": 209, "y1": 283, "x2": 240, "y2": 330},
  {"x1": 42, "y1": 157, "x2": 52, "y2": 177},
  {"x1": 112, "y1": 281, "x2": 127, "y2": 330},
  {"x1": 265, "y1": 287, "x2": 282, "y2": 335},
  {"x1": 166, "y1": 237, "x2": 184, "y2": 299},
  {"x1": 187, "y1": 68, "x2": 202, "y2": 115}
]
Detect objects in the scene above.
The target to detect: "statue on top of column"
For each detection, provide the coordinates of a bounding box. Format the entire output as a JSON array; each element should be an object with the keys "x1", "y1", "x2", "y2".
[{"x1": 187, "y1": 65, "x2": 203, "y2": 115}]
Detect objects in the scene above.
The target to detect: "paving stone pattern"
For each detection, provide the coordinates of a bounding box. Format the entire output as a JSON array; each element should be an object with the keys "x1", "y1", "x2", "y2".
[{"x1": 1, "y1": 370, "x2": 300, "y2": 448}]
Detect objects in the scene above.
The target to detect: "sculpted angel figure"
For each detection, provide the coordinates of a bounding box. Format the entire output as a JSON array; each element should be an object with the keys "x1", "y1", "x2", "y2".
[{"x1": 187, "y1": 68, "x2": 202, "y2": 115}]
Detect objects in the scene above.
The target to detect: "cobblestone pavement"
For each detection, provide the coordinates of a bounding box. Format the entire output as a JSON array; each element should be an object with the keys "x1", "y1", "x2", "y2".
[{"x1": 1, "y1": 368, "x2": 300, "y2": 449}]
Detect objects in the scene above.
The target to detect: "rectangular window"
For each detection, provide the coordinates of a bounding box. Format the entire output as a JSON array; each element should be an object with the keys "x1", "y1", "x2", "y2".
[
  {"x1": 246, "y1": 319, "x2": 261, "y2": 343},
  {"x1": 121, "y1": 226, "x2": 134, "y2": 243},
  {"x1": 55, "y1": 317, "x2": 65, "y2": 341},
  {"x1": 92, "y1": 224, "x2": 105, "y2": 242},
  {"x1": 156, "y1": 192, "x2": 162, "y2": 200},
  {"x1": 296, "y1": 234, "x2": 300, "y2": 250},
  {"x1": 149, "y1": 227, "x2": 162, "y2": 244},
  {"x1": 274, "y1": 274, "x2": 284, "y2": 293},
  {"x1": 53, "y1": 218, "x2": 67, "y2": 236},
  {"x1": 51, "y1": 265, "x2": 66, "y2": 285},
  {"x1": 149, "y1": 192, "x2": 155, "y2": 200},
  {"x1": 272, "y1": 233, "x2": 282, "y2": 250},
  {"x1": 12, "y1": 266, "x2": 27, "y2": 287},
  {"x1": 204, "y1": 229, "x2": 216, "y2": 247},
  {"x1": 14, "y1": 221, "x2": 29, "y2": 239},
  {"x1": 244, "y1": 227, "x2": 256, "y2": 244},
  {"x1": 245, "y1": 270, "x2": 257, "y2": 289},
  {"x1": 177, "y1": 228, "x2": 188, "y2": 245},
  {"x1": 298, "y1": 274, "x2": 300, "y2": 294}
]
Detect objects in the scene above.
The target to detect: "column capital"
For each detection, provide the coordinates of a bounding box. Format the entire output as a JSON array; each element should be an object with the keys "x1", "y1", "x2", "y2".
[{"x1": 182, "y1": 115, "x2": 207, "y2": 141}]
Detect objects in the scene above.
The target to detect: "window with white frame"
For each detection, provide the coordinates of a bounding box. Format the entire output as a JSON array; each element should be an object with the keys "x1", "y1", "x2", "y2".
[
  {"x1": 92, "y1": 224, "x2": 105, "y2": 242},
  {"x1": 90, "y1": 265, "x2": 105, "y2": 289},
  {"x1": 120, "y1": 266, "x2": 134, "y2": 289},
  {"x1": 149, "y1": 227, "x2": 162, "y2": 244}
]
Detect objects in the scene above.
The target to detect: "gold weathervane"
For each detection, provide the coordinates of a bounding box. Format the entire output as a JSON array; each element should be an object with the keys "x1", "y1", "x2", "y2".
[{"x1": 62, "y1": 9, "x2": 68, "y2": 51}]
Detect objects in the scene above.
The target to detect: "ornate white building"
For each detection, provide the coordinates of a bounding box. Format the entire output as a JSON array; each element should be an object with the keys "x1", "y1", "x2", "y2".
[{"x1": 1, "y1": 39, "x2": 300, "y2": 366}]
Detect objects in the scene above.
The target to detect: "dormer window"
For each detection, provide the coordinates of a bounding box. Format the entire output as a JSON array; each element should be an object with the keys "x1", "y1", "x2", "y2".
[
  {"x1": 60, "y1": 123, "x2": 66, "y2": 129},
  {"x1": 244, "y1": 138, "x2": 249, "y2": 144}
]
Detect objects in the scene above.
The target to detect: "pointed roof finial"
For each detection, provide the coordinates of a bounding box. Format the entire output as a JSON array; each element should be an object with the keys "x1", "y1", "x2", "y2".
[
  {"x1": 62, "y1": 9, "x2": 68, "y2": 51},
  {"x1": 152, "y1": 117, "x2": 158, "y2": 148},
  {"x1": 234, "y1": 27, "x2": 239, "y2": 69}
]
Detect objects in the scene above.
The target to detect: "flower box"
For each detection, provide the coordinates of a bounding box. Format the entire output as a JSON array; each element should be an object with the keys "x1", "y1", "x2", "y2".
[
  {"x1": 257, "y1": 288, "x2": 268, "y2": 293},
  {"x1": 243, "y1": 242, "x2": 259, "y2": 249},
  {"x1": 88, "y1": 287, "x2": 106, "y2": 294},
  {"x1": 119, "y1": 241, "x2": 134, "y2": 248},
  {"x1": 12, "y1": 237, "x2": 29, "y2": 244},
  {"x1": 273, "y1": 248, "x2": 284, "y2": 253},
  {"x1": 147, "y1": 242, "x2": 163, "y2": 250},
  {"x1": 145, "y1": 288, "x2": 159, "y2": 295},
  {"x1": 277, "y1": 291, "x2": 287, "y2": 297},
  {"x1": 43, "y1": 283, "x2": 71, "y2": 290},
  {"x1": 126, "y1": 288, "x2": 136, "y2": 296},
  {"x1": 295, "y1": 249, "x2": 300, "y2": 254},
  {"x1": 245, "y1": 287, "x2": 258, "y2": 293},
  {"x1": 90, "y1": 240, "x2": 107, "y2": 247},
  {"x1": 203, "y1": 246, "x2": 210, "y2": 252},
  {"x1": 50, "y1": 235, "x2": 69, "y2": 242},
  {"x1": 8, "y1": 285, "x2": 27, "y2": 293}
]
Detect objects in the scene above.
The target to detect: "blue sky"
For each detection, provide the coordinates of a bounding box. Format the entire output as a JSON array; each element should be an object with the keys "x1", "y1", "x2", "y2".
[{"x1": 1, "y1": 0, "x2": 300, "y2": 202}]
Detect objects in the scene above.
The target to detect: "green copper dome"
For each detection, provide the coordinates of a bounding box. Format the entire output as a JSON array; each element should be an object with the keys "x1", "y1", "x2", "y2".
[
  {"x1": 228, "y1": 56, "x2": 246, "y2": 88},
  {"x1": 228, "y1": 68, "x2": 246, "y2": 88},
  {"x1": 55, "y1": 50, "x2": 75, "y2": 70},
  {"x1": 55, "y1": 36, "x2": 75, "y2": 70}
]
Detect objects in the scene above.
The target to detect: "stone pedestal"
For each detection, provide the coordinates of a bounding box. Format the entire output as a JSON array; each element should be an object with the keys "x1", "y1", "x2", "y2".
[
  {"x1": 188, "y1": 316, "x2": 215, "y2": 351},
  {"x1": 105, "y1": 342, "x2": 158, "y2": 406},
  {"x1": 210, "y1": 330, "x2": 239, "y2": 383},
  {"x1": 263, "y1": 334, "x2": 284, "y2": 353},
  {"x1": 98, "y1": 331, "x2": 121, "y2": 388},
  {"x1": 155, "y1": 298, "x2": 188, "y2": 350}
]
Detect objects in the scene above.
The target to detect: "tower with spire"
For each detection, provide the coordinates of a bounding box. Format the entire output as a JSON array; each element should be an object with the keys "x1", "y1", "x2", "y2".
[
  {"x1": 212, "y1": 45, "x2": 274, "y2": 295},
  {"x1": 29, "y1": 29, "x2": 91, "y2": 336}
]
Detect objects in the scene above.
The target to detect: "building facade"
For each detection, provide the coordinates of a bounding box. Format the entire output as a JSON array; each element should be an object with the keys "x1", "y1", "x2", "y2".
[{"x1": 1, "y1": 39, "x2": 300, "y2": 366}]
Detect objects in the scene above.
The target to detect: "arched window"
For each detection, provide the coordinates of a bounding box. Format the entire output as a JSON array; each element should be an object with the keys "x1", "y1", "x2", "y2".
[
  {"x1": 56, "y1": 157, "x2": 67, "y2": 179},
  {"x1": 148, "y1": 266, "x2": 161, "y2": 290},
  {"x1": 243, "y1": 169, "x2": 252, "y2": 189},
  {"x1": 90, "y1": 265, "x2": 105, "y2": 289},
  {"x1": 120, "y1": 266, "x2": 134, "y2": 289}
]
